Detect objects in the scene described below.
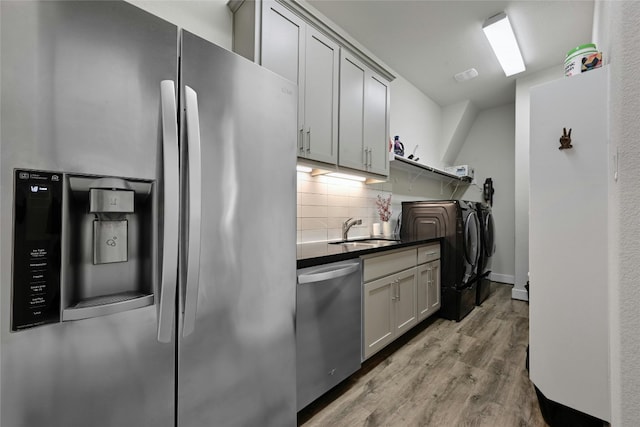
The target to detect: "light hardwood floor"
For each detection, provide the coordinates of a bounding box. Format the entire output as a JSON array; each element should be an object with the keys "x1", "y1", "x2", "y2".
[{"x1": 298, "y1": 282, "x2": 548, "y2": 427}]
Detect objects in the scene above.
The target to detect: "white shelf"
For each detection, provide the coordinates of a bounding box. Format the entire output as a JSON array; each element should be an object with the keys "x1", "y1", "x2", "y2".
[{"x1": 390, "y1": 155, "x2": 472, "y2": 183}]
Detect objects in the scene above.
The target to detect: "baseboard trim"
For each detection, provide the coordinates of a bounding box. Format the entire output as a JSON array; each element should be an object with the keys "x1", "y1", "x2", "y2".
[
  {"x1": 489, "y1": 273, "x2": 515, "y2": 285},
  {"x1": 511, "y1": 288, "x2": 529, "y2": 301}
]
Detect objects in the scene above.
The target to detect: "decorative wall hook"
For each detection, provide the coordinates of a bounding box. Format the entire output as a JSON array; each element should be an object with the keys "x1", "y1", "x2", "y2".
[{"x1": 559, "y1": 127, "x2": 572, "y2": 150}]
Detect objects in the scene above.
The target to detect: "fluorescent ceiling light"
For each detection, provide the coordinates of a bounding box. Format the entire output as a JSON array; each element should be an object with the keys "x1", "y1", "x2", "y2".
[
  {"x1": 326, "y1": 172, "x2": 366, "y2": 182},
  {"x1": 482, "y1": 12, "x2": 525, "y2": 77}
]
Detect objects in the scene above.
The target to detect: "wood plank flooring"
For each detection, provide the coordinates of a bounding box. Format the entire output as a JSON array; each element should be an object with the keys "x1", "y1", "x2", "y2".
[{"x1": 298, "y1": 282, "x2": 548, "y2": 427}]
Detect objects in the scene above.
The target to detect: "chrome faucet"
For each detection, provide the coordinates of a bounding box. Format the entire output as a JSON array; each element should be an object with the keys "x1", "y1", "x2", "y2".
[{"x1": 342, "y1": 217, "x2": 362, "y2": 241}]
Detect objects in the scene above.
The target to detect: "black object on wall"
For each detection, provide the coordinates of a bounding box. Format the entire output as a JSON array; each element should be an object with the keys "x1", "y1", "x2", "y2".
[{"x1": 483, "y1": 178, "x2": 494, "y2": 206}]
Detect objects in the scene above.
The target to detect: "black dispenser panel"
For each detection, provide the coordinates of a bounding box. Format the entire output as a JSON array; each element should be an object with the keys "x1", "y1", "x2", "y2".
[{"x1": 12, "y1": 170, "x2": 63, "y2": 330}]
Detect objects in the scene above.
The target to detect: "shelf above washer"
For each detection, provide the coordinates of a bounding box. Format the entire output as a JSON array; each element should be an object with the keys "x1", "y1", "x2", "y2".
[{"x1": 390, "y1": 155, "x2": 473, "y2": 183}]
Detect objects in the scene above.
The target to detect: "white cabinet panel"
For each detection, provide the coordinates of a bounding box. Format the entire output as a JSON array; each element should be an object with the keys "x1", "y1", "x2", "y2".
[{"x1": 529, "y1": 67, "x2": 610, "y2": 422}]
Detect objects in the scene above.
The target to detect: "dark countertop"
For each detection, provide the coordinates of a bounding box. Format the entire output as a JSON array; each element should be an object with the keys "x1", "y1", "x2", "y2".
[{"x1": 297, "y1": 236, "x2": 442, "y2": 269}]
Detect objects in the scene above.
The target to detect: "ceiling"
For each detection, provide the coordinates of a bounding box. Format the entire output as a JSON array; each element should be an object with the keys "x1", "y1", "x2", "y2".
[{"x1": 306, "y1": 0, "x2": 595, "y2": 109}]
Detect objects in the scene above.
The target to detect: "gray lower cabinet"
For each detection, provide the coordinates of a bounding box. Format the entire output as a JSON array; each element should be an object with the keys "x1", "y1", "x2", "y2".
[
  {"x1": 417, "y1": 243, "x2": 441, "y2": 321},
  {"x1": 362, "y1": 243, "x2": 440, "y2": 360},
  {"x1": 362, "y1": 248, "x2": 418, "y2": 360},
  {"x1": 363, "y1": 268, "x2": 418, "y2": 360}
]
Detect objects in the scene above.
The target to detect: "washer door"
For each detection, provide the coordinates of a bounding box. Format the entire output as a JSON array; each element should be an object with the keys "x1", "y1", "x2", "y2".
[{"x1": 464, "y1": 210, "x2": 481, "y2": 267}]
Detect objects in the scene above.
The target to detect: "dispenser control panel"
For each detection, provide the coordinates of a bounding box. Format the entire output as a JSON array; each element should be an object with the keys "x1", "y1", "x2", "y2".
[{"x1": 12, "y1": 169, "x2": 62, "y2": 330}]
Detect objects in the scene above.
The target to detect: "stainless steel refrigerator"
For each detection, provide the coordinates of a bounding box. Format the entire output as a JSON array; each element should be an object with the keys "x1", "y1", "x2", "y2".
[{"x1": 0, "y1": 2, "x2": 297, "y2": 426}]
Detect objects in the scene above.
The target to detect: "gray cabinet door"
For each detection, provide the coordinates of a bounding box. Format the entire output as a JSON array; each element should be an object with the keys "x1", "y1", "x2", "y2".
[
  {"x1": 302, "y1": 28, "x2": 339, "y2": 164},
  {"x1": 339, "y1": 53, "x2": 366, "y2": 171},
  {"x1": 261, "y1": 1, "x2": 304, "y2": 85},
  {"x1": 363, "y1": 276, "x2": 395, "y2": 360},
  {"x1": 365, "y1": 72, "x2": 390, "y2": 176},
  {"x1": 394, "y1": 268, "x2": 418, "y2": 335},
  {"x1": 417, "y1": 261, "x2": 441, "y2": 321}
]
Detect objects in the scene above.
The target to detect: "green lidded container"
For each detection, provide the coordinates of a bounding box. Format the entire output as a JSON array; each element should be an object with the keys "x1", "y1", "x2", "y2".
[{"x1": 564, "y1": 43, "x2": 597, "y2": 77}]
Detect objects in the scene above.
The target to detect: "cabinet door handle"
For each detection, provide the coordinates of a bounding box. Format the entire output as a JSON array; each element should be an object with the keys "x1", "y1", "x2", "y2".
[
  {"x1": 306, "y1": 127, "x2": 311, "y2": 153},
  {"x1": 299, "y1": 128, "x2": 305, "y2": 154},
  {"x1": 396, "y1": 279, "x2": 400, "y2": 301},
  {"x1": 363, "y1": 147, "x2": 367, "y2": 167}
]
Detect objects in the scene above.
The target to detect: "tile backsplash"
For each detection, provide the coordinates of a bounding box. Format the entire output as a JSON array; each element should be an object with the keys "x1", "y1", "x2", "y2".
[
  {"x1": 296, "y1": 165, "x2": 464, "y2": 243},
  {"x1": 296, "y1": 172, "x2": 401, "y2": 243}
]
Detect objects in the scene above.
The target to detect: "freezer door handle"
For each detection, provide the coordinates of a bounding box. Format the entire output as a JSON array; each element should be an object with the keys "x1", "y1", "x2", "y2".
[
  {"x1": 182, "y1": 86, "x2": 202, "y2": 338},
  {"x1": 158, "y1": 80, "x2": 179, "y2": 343}
]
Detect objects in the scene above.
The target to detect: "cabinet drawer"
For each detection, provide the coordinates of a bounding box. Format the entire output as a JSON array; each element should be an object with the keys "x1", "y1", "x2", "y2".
[
  {"x1": 417, "y1": 243, "x2": 440, "y2": 264},
  {"x1": 363, "y1": 248, "x2": 417, "y2": 282}
]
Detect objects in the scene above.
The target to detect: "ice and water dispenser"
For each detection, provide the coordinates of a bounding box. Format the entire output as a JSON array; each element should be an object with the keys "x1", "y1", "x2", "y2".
[{"x1": 12, "y1": 169, "x2": 156, "y2": 330}]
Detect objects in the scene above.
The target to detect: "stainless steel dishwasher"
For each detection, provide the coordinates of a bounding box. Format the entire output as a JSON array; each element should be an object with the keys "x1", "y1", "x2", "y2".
[{"x1": 296, "y1": 259, "x2": 362, "y2": 411}]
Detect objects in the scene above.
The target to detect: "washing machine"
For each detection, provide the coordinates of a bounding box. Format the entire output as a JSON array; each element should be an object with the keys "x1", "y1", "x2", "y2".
[
  {"x1": 400, "y1": 200, "x2": 481, "y2": 321},
  {"x1": 475, "y1": 203, "x2": 495, "y2": 305}
]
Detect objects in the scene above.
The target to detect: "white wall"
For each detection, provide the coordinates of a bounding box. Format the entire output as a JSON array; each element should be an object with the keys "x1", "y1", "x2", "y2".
[
  {"x1": 127, "y1": 0, "x2": 233, "y2": 48},
  {"x1": 389, "y1": 76, "x2": 443, "y2": 169},
  {"x1": 513, "y1": 66, "x2": 563, "y2": 300},
  {"x1": 455, "y1": 104, "x2": 515, "y2": 283},
  {"x1": 604, "y1": 1, "x2": 640, "y2": 424}
]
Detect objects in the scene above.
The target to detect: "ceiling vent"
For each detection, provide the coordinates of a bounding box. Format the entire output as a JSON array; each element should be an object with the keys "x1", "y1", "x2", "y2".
[{"x1": 454, "y1": 68, "x2": 479, "y2": 82}]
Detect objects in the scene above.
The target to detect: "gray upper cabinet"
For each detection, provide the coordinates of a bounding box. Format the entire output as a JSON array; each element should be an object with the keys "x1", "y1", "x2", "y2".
[
  {"x1": 299, "y1": 27, "x2": 339, "y2": 165},
  {"x1": 261, "y1": 2, "x2": 303, "y2": 84},
  {"x1": 338, "y1": 53, "x2": 366, "y2": 171},
  {"x1": 245, "y1": 1, "x2": 338, "y2": 165},
  {"x1": 364, "y1": 73, "x2": 390, "y2": 176},
  {"x1": 339, "y1": 53, "x2": 390, "y2": 176},
  {"x1": 230, "y1": 0, "x2": 393, "y2": 175}
]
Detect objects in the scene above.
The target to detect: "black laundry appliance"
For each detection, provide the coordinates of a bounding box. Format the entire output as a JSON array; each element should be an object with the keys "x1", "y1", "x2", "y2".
[
  {"x1": 475, "y1": 202, "x2": 495, "y2": 305},
  {"x1": 400, "y1": 200, "x2": 481, "y2": 321}
]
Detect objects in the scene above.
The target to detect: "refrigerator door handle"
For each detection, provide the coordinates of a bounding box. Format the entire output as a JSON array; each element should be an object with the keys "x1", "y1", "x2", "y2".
[
  {"x1": 157, "y1": 80, "x2": 180, "y2": 343},
  {"x1": 182, "y1": 85, "x2": 202, "y2": 337}
]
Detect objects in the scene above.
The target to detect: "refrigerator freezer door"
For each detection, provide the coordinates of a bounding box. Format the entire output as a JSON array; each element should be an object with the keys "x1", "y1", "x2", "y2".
[
  {"x1": 178, "y1": 31, "x2": 298, "y2": 426},
  {"x1": 1, "y1": 3, "x2": 177, "y2": 426}
]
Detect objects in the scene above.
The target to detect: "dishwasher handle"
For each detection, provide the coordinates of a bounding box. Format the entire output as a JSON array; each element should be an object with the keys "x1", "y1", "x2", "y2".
[{"x1": 298, "y1": 262, "x2": 360, "y2": 284}]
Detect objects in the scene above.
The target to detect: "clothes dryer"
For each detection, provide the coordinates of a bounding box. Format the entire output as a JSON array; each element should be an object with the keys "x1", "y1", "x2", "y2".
[{"x1": 400, "y1": 200, "x2": 481, "y2": 321}]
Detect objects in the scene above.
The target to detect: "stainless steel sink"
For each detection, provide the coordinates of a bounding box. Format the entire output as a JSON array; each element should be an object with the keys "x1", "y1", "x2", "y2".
[
  {"x1": 334, "y1": 242, "x2": 377, "y2": 249},
  {"x1": 359, "y1": 239, "x2": 400, "y2": 245},
  {"x1": 329, "y1": 238, "x2": 400, "y2": 248}
]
